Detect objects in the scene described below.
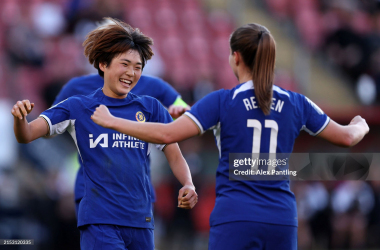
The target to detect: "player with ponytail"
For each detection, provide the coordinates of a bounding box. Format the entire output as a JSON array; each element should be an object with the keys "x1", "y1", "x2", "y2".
[{"x1": 91, "y1": 23, "x2": 369, "y2": 249}]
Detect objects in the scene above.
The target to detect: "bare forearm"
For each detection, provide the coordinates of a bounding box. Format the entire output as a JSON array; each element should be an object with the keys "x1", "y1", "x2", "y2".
[
  {"x1": 111, "y1": 117, "x2": 169, "y2": 144},
  {"x1": 169, "y1": 154, "x2": 193, "y2": 186},
  {"x1": 14, "y1": 117, "x2": 32, "y2": 143},
  {"x1": 92, "y1": 105, "x2": 200, "y2": 144},
  {"x1": 318, "y1": 117, "x2": 369, "y2": 148},
  {"x1": 164, "y1": 144, "x2": 193, "y2": 186}
]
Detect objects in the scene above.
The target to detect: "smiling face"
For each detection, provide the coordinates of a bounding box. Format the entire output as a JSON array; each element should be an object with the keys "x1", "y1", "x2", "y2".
[{"x1": 100, "y1": 49, "x2": 142, "y2": 99}]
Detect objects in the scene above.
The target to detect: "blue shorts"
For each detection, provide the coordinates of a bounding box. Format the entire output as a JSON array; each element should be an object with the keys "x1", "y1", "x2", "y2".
[
  {"x1": 209, "y1": 221, "x2": 297, "y2": 250},
  {"x1": 80, "y1": 224, "x2": 154, "y2": 250}
]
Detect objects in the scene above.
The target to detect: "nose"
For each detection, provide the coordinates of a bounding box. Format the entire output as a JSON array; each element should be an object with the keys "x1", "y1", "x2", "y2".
[{"x1": 125, "y1": 67, "x2": 134, "y2": 77}]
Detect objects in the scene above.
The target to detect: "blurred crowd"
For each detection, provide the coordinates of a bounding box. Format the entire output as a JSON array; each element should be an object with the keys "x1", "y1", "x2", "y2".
[
  {"x1": 265, "y1": 0, "x2": 380, "y2": 105},
  {"x1": 0, "y1": 0, "x2": 380, "y2": 249}
]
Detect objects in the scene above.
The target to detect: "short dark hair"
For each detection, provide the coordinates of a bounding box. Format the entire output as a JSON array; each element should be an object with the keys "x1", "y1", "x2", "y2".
[{"x1": 83, "y1": 17, "x2": 154, "y2": 77}]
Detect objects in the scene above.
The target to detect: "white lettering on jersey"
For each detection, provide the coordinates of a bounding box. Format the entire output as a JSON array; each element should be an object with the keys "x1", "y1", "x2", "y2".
[
  {"x1": 90, "y1": 133, "x2": 146, "y2": 149},
  {"x1": 275, "y1": 100, "x2": 284, "y2": 113},
  {"x1": 243, "y1": 97, "x2": 284, "y2": 113},
  {"x1": 90, "y1": 134, "x2": 108, "y2": 148},
  {"x1": 110, "y1": 133, "x2": 145, "y2": 149},
  {"x1": 243, "y1": 99, "x2": 252, "y2": 111}
]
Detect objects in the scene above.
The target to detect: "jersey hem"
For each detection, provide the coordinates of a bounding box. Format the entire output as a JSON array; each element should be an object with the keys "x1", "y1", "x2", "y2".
[
  {"x1": 78, "y1": 221, "x2": 154, "y2": 230},
  {"x1": 210, "y1": 217, "x2": 298, "y2": 228}
]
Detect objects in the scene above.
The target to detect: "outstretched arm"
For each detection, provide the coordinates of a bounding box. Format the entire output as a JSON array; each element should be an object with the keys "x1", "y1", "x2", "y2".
[
  {"x1": 12, "y1": 100, "x2": 48, "y2": 143},
  {"x1": 163, "y1": 143, "x2": 198, "y2": 209},
  {"x1": 317, "y1": 116, "x2": 369, "y2": 147},
  {"x1": 91, "y1": 105, "x2": 199, "y2": 144}
]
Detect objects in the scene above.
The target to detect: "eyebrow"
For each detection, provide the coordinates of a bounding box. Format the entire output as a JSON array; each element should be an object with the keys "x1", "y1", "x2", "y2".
[{"x1": 121, "y1": 59, "x2": 142, "y2": 66}]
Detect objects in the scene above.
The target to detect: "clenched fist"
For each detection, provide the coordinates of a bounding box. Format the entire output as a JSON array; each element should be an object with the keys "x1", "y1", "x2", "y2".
[
  {"x1": 178, "y1": 184, "x2": 198, "y2": 209},
  {"x1": 11, "y1": 100, "x2": 34, "y2": 120},
  {"x1": 349, "y1": 115, "x2": 369, "y2": 134},
  {"x1": 91, "y1": 105, "x2": 115, "y2": 128}
]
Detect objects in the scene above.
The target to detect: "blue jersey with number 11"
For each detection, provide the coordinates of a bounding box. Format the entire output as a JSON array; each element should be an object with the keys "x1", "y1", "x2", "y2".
[{"x1": 185, "y1": 80, "x2": 330, "y2": 227}]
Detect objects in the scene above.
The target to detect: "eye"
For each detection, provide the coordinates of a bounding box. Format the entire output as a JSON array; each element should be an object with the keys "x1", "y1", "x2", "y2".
[
  {"x1": 136, "y1": 67, "x2": 141, "y2": 70},
  {"x1": 122, "y1": 63, "x2": 128, "y2": 66}
]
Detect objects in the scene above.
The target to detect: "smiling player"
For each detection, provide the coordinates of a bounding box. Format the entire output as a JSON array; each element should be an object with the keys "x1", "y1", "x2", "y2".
[
  {"x1": 12, "y1": 18, "x2": 197, "y2": 250},
  {"x1": 91, "y1": 23, "x2": 369, "y2": 249},
  {"x1": 54, "y1": 72, "x2": 190, "y2": 217}
]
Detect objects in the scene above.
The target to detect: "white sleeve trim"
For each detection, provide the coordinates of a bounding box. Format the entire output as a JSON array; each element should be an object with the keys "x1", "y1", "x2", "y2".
[
  {"x1": 302, "y1": 117, "x2": 330, "y2": 136},
  {"x1": 184, "y1": 112, "x2": 204, "y2": 134},
  {"x1": 39, "y1": 115, "x2": 73, "y2": 136},
  {"x1": 155, "y1": 144, "x2": 167, "y2": 151},
  {"x1": 39, "y1": 115, "x2": 53, "y2": 136},
  {"x1": 315, "y1": 117, "x2": 330, "y2": 136}
]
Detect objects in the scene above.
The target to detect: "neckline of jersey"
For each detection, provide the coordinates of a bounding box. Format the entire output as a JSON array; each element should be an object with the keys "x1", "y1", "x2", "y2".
[{"x1": 94, "y1": 88, "x2": 133, "y2": 105}]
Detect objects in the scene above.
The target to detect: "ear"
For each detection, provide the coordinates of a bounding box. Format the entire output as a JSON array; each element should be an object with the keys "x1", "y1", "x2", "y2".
[
  {"x1": 233, "y1": 51, "x2": 240, "y2": 66},
  {"x1": 99, "y1": 62, "x2": 106, "y2": 72}
]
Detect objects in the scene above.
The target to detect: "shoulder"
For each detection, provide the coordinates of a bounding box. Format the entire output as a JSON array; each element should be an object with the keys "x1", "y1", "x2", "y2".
[{"x1": 272, "y1": 85, "x2": 303, "y2": 103}]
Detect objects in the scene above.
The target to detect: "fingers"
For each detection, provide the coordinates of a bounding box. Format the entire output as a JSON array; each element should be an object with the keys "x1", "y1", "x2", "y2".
[
  {"x1": 180, "y1": 194, "x2": 198, "y2": 206},
  {"x1": 169, "y1": 106, "x2": 186, "y2": 119},
  {"x1": 18, "y1": 101, "x2": 28, "y2": 117},
  {"x1": 22, "y1": 100, "x2": 31, "y2": 112},
  {"x1": 12, "y1": 104, "x2": 23, "y2": 119},
  {"x1": 178, "y1": 189, "x2": 198, "y2": 209},
  {"x1": 178, "y1": 189, "x2": 185, "y2": 206},
  {"x1": 178, "y1": 194, "x2": 198, "y2": 209},
  {"x1": 12, "y1": 100, "x2": 32, "y2": 120},
  {"x1": 181, "y1": 189, "x2": 195, "y2": 202}
]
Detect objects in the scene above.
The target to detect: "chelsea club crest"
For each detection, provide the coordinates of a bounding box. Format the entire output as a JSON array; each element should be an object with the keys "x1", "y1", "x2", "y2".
[{"x1": 136, "y1": 111, "x2": 146, "y2": 122}]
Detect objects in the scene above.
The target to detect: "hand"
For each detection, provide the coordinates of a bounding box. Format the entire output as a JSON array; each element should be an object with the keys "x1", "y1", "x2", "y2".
[
  {"x1": 11, "y1": 100, "x2": 34, "y2": 120},
  {"x1": 91, "y1": 105, "x2": 115, "y2": 128},
  {"x1": 349, "y1": 115, "x2": 369, "y2": 134},
  {"x1": 178, "y1": 184, "x2": 198, "y2": 209},
  {"x1": 168, "y1": 105, "x2": 190, "y2": 119}
]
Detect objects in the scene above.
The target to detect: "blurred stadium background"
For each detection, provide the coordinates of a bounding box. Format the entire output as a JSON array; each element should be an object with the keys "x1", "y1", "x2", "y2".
[{"x1": 0, "y1": 0, "x2": 380, "y2": 249}]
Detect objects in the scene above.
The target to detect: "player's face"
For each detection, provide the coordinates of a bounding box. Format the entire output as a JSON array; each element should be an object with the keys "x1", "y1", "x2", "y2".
[{"x1": 101, "y1": 49, "x2": 142, "y2": 99}]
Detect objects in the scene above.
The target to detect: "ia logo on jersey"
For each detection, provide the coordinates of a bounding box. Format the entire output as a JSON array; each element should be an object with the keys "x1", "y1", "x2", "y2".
[
  {"x1": 90, "y1": 134, "x2": 108, "y2": 148},
  {"x1": 136, "y1": 111, "x2": 146, "y2": 122}
]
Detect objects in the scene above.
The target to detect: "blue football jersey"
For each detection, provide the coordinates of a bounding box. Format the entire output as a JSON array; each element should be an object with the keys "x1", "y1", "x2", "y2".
[
  {"x1": 41, "y1": 88, "x2": 173, "y2": 228},
  {"x1": 53, "y1": 74, "x2": 180, "y2": 203},
  {"x1": 185, "y1": 80, "x2": 330, "y2": 227}
]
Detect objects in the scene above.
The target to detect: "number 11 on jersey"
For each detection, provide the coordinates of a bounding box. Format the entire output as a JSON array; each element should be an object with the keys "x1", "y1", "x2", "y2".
[{"x1": 247, "y1": 119, "x2": 278, "y2": 172}]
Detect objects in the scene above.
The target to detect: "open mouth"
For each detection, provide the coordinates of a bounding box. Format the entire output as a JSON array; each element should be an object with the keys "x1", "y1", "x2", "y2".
[{"x1": 119, "y1": 78, "x2": 132, "y2": 87}]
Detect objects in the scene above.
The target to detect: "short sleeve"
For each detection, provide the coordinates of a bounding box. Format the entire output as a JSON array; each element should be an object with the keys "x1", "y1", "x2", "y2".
[
  {"x1": 184, "y1": 90, "x2": 222, "y2": 134},
  {"x1": 40, "y1": 98, "x2": 72, "y2": 136},
  {"x1": 300, "y1": 95, "x2": 330, "y2": 136}
]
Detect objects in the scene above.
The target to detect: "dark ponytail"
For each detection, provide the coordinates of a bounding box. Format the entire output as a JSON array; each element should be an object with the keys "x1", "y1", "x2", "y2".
[{"x1": 230, "y1": 24, "x2": 276, "y2": 115}]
